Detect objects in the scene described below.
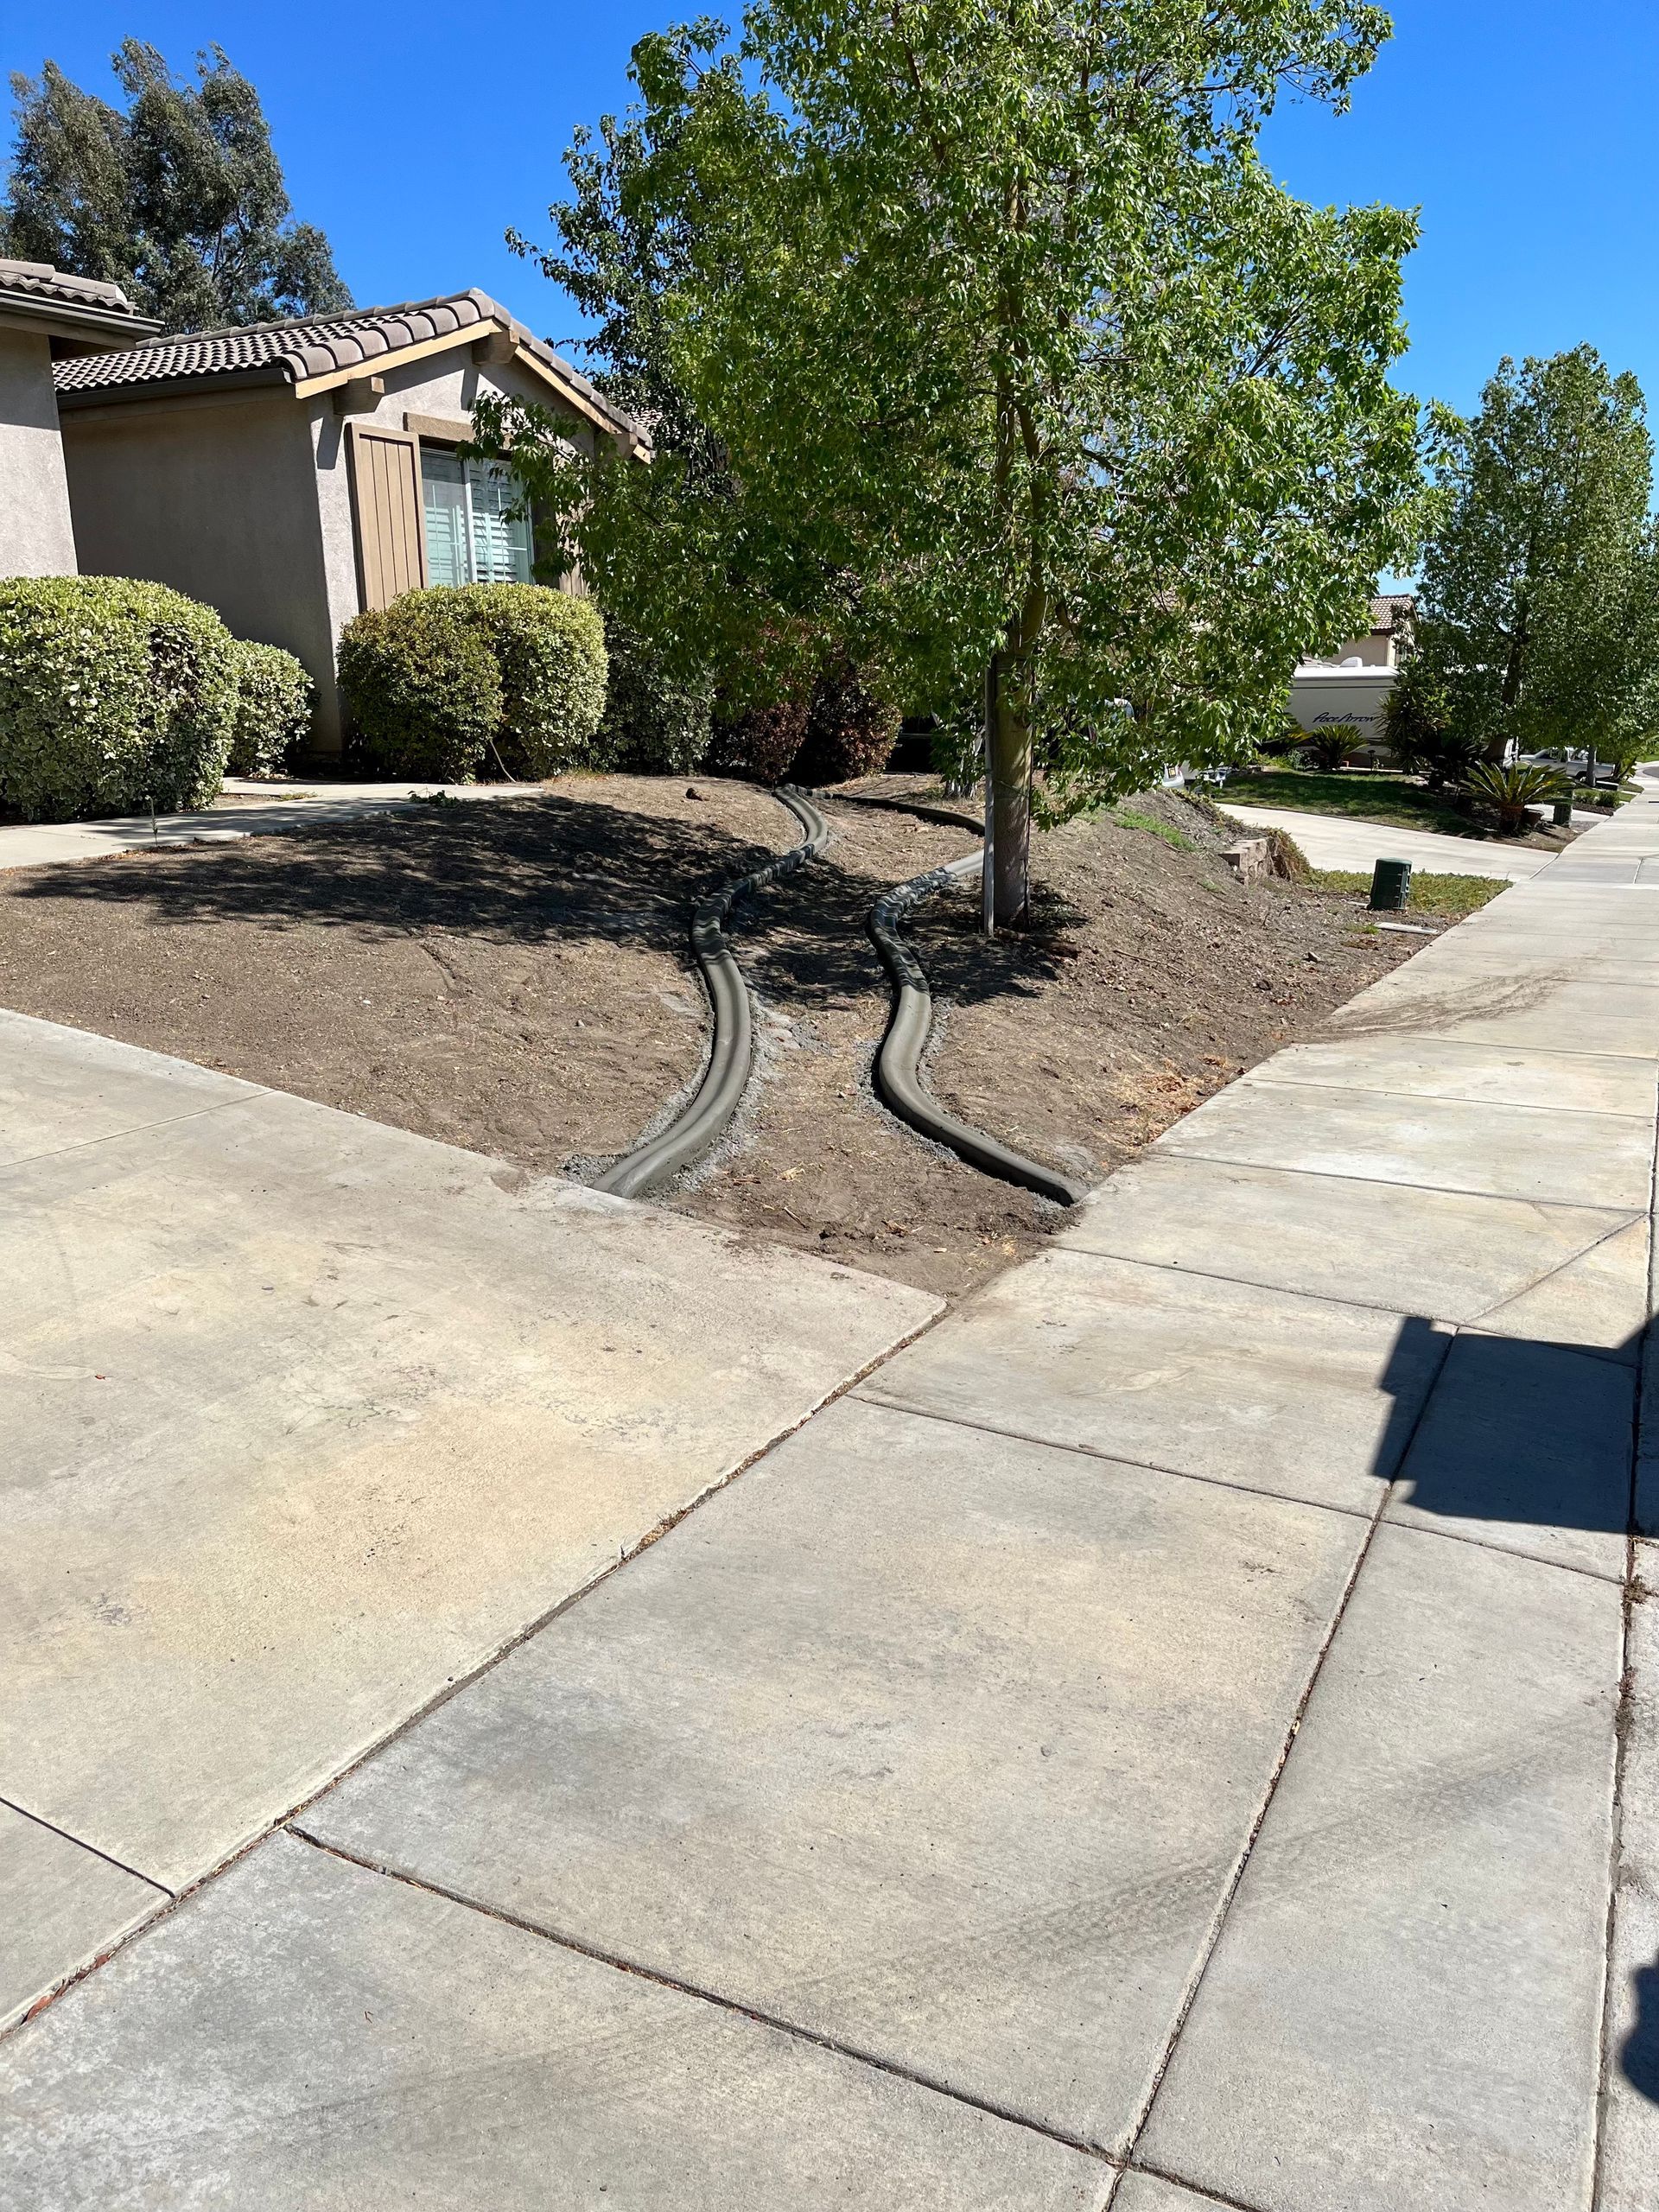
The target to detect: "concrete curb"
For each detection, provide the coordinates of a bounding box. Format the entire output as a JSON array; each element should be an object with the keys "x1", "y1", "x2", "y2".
[
  {"x1": 868, "y1": 855, "x2": 1088, "y2": 1208},
  {"x1": 594, "y1": 785, "x2": 830, "y2": 1199}
]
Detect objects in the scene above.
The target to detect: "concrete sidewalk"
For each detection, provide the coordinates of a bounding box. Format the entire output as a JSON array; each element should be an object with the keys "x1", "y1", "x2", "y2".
[
  {"x1": 1222, "y1": 797, "x2": 1561, "y2": 880},
  {"x1": 0, "y1": 777, "x2": 530, "y2": 871},
  {"x1": 3, "y1": 809, "x2": 1658, "y2": 2208}
]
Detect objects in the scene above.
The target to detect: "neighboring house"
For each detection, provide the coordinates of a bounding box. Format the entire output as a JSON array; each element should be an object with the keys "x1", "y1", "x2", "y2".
[
  {"x1": 0, "y1": 259, "x2": 158, "y2": 577},
  {"x1": 1288, "y1": 592, "x2": 1415, "y2": 753},
  {"x1": 54, "y1": 289, "x2": 645, "y2": 755}
]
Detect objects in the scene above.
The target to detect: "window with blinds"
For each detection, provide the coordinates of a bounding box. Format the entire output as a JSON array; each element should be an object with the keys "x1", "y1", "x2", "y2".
[{"x1": 419, "y1": 449, "x2": 534, "y2": 586}]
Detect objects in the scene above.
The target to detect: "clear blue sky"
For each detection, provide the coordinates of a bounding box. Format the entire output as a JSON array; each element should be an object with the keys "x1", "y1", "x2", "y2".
[{"x1": 4, "y1": 0, "x2": 1656, "y2": 421}]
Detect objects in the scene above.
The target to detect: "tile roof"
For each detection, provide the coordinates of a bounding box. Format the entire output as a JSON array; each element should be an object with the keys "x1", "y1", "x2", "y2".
[
  {"x1": 1370, "y1": 592, "x2": 1416, "y2": 632},
  {"x1": 53, "y1": 286, "x2": 639, "y2": 442},
  {"x1": 0, "y1": 257, "x2": 142, "y2": 314}
]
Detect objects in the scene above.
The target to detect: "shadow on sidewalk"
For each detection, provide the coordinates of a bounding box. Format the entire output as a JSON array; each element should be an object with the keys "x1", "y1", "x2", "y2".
[{"x1": 1376, "y1": 1311, "x2": 1655, "y2": 2111}]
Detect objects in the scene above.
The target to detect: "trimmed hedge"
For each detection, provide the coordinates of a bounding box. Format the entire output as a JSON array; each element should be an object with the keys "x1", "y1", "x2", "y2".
[
  {"x1": 446, "y1": 585, "x2": 607, "y2": 777},
  {"x1": 0, "y1": 575, "x2": 238, "y2": 823},
  {"x1": 227, "y1": 639, "x2": 313, "y2": 777},
  {"x1": 336, "y1": 584, "x2": 607, "y2": 781},
  {"x1": 795, "y1": 665, "x2": 901, "y2": 785},
  {"x1": 337, "y1": 597, "x2": 504, "y2": 779},
  {"x1": 594, "y1": 623, "x2": 714, "y2": 773}
]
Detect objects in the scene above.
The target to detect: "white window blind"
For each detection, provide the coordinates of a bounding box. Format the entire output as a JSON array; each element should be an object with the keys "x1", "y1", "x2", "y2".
[{"x1": 419, "y1": 449, "x2": 534, "y2": 586}]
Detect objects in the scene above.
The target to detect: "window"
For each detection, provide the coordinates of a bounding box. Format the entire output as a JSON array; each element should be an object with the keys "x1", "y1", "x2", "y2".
[{"x1": 419, "y1": 448, "x2": 534, "y2": 586}]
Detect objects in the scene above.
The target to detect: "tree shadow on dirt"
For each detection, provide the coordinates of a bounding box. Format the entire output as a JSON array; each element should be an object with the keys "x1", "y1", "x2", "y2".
[
  {"x1": 734, "y1": 846, "x2": 1076, "y2": 1012},
  {"x1": 4, "y1": 796, "x2": 782, "y2": 950},
  {"x1": 7, "y1": 791, "x2": 1074, "y2": 1014}
]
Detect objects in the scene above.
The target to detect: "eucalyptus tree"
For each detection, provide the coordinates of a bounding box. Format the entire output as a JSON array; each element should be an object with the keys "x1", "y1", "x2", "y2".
[
  {"x1": 484, "y1": 0, "x2": 1422, "y2": 925},
  {"x1": 3, "y1": 42, "x2": 350, "y2": 331},
  {"x1": 1409, "y1": 347, "x2": 1656, "y2": 768}
]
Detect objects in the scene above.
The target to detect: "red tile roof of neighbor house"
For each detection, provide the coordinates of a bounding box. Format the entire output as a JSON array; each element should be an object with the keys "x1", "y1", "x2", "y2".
[
  {"x1": 1370, "y1": 593, "x2": 1415, "y2": 632},
  {"x1": 53, "y1": 286, "x2": 640, "y2": 444}
]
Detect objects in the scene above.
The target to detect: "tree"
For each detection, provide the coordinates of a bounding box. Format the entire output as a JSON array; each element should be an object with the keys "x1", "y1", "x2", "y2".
[
  {"x1": 2, "y1": 42, "x2": 351, "y2": 332},
  {"x1": 1410, "y1": 348, "x2": 1657, "y2": 768},
  {"x1": 478, "y1": 1, "x2": 1422, "y2": 924}
]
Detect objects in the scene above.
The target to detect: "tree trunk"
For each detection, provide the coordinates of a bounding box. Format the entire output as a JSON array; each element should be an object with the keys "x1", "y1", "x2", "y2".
[{"x1": 982, "y1": 649, "x2": 1033, "y2": 930}]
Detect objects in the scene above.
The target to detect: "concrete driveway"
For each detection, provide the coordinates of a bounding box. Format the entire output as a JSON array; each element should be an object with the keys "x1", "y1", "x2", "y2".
[
  {"x1": 1222, "y1": 797, "x2": 1560, "y2": 880},
  {"x1": 3, "y1": 810, "x2": 1657, "y2": 2209}
]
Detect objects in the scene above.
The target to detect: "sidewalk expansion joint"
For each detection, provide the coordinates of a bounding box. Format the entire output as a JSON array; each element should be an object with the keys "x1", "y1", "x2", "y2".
[
  {"x1": 1587, "y1": 1069, "x2": 1656, "y2": 2197},
  {"x1": 0, "y1": 1296, "x2": 955, "y2": 2050},
  {"x1": 1053, "y1": 1223, "x2": 1643, "y2": 1330},
  {"x1": 286, "y1": 1827, "x2": 1118, "y2": 2166},
  {"x1": 1126, "y1": 2160, "x2": 1279, "y2": 2212},
  {"x1": 0, "y1": 1089, "x2": 266, "y2": 1176},
  {"x1": 852, "y1": 1389, "x2": 1633, "y2": 1583},
  {"x1": 1115, "y1": 1340, "x2": 1449, "y2": 2174},
  {"x1": 1244, "y1": 1073, "x2": 1655, "y2": 1126},
  {"x1": 1323, "y1": 1031, "x2": 1659, "y2": 1067},
  {"x1": 1156, "y1": 1145, "x2": 1649, "y2": 1217},
  {"x1": 1464, "y1": 1211, "x2": 1651, "y2": 1327},
  {"x1": 0, "y1": 1794, "x2": 171, "y2": 1896}
]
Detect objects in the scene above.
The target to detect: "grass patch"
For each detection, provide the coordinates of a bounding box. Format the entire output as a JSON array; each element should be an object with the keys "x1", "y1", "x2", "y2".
[
  {"x1": 1224, "y1": 766, "x2": 1483, "y2": 839},
  {"x1": 1115, "y1": 806, "x2": 1194, "y2": 851},
  {"x1": 1308, "y1": 868, "x2": 1503, "y2": 919}
]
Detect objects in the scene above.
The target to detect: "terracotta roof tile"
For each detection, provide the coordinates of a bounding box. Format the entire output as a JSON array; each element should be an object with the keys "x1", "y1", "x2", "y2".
[
  {"x1": 53, "y1": 287, "x2": 639, "y2": 442},
  {"x1": 0, "y1": 257, "x2": 142, "y2": 315}
]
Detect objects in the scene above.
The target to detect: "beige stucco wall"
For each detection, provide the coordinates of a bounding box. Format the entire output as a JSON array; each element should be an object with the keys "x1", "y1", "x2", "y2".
[
  {"x1": 1303, "y1": 632, "x2": 1395, "y2": 671},
  {"x1": 61, "y1": 390, "x2": 336, "y2": 734},
  {"x1": 60, "y1": 345, "x2": 603, "y2": 758},
  {"x1": 309, "y1": 351, "x2": 598, "y2": 696},
  {"x1": 0, "y1": 327, "x2": 79, "y2": 576}
]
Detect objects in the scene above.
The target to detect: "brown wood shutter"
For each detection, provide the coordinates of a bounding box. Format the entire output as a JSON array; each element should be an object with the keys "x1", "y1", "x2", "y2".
[{"x1": 346, "y1": 421, "x2": 428, "y2": 609}]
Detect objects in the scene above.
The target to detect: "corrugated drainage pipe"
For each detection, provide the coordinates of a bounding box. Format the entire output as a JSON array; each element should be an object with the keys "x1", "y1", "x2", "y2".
[
  {"x1": 869, "y1": 854, "x2": 1088, "y2": 1207},
  {"x1": 594, "y1": 785, "x2": 830, "y2": 1200}
]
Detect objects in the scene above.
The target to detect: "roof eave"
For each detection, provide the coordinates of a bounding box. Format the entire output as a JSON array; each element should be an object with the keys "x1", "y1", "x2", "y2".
[
  {"x1": 54, "y1": 359, "x2": 293, "y2": 411},
  {"x1": 0, "y1": 290, "x2": 162, "y2": 352}
]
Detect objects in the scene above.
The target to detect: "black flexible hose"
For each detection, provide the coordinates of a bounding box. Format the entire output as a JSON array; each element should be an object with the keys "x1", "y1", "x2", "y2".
[
  {"x1": 594, "y1": 785, "x2": 830, "y2": 1199},
  {"x1": 868, "y1": 853, "x2": 1088, "y2": 1208}
]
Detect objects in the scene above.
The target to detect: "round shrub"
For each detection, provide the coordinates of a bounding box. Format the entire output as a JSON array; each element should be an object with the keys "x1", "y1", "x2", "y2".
[
  {"x1": 227, "y1": 640, "x2": 314, "y2": 777},
  {"x1": 708, "y1": 696, "x2": 810, "y2": 785},
  {"x1": 794, "y1": 665, "x2": 902, "y2": 785},
  {"x1": 446, "y1": 584, "x2": 607, "y2": 777},
  {"x1": 0, "y1": 575, "x2": 238, "y2": 823},
  {"x1": 594, "y1": 623, "x2": 714, "y2": 773},
  {"x1": 337, "y1": 598, "x2": 504, "y2": 780}
]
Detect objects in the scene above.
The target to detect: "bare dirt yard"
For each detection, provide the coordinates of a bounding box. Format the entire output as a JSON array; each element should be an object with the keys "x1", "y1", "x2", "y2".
[{"x1": 0, "y1": 772, "x2": 1435, "y2": 1297}]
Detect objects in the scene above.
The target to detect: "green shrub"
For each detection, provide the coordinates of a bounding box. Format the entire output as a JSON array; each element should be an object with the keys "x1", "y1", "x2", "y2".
[
  {"x1": 1299, "y1": 721, "x2": 1366, "y2": 772},
  {"x1": 1465, "y1": 758, "x2": 1566, "y2": 834},
  {"x1": 0, "y1": 575, "x2": 238, "y2": 823},
  {"x1": 594, "y1": 623, "x2": 714, "y2": 773},
  {"x1": 708, "y1": 696, "x2": 810, "y2": 785},
  {"x1": 795, "y1": 665, "x2": 902, "y2": 785},
  {"x1": 445, "y1": 584, "x2": 607, "y2": 776},
  {"x1": 227, "y1": 639, "x2": 313, "y2": 777},
  {"x1": 337, "y1": 585, "x2": 607, "y2": 780},
  {"x1": 337, "y1": 597, "x2": 504, "y2": 779}
]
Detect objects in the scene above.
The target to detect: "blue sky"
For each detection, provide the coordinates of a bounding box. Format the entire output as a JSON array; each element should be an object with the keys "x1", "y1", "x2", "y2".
[{"x1": 4, "y1": 0, "x2": 1656, "y2": 420}]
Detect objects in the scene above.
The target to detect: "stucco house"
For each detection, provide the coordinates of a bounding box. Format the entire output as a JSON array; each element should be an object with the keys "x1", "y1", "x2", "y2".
[
  {"x1": 0, "y1": 259, "x2": 158, "y2": 576},
  {"x1": 53, "y1": 289, "x2": 645, "y2": 755},
  {"x1": 1288, "y1": 592, "x2": 1415, "y2": 753}
]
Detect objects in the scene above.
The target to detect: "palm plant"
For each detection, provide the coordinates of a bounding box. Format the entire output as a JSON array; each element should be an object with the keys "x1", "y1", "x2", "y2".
[{"x1": 1465, "y1": 760, "x2": 1567, "y2": 836}]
